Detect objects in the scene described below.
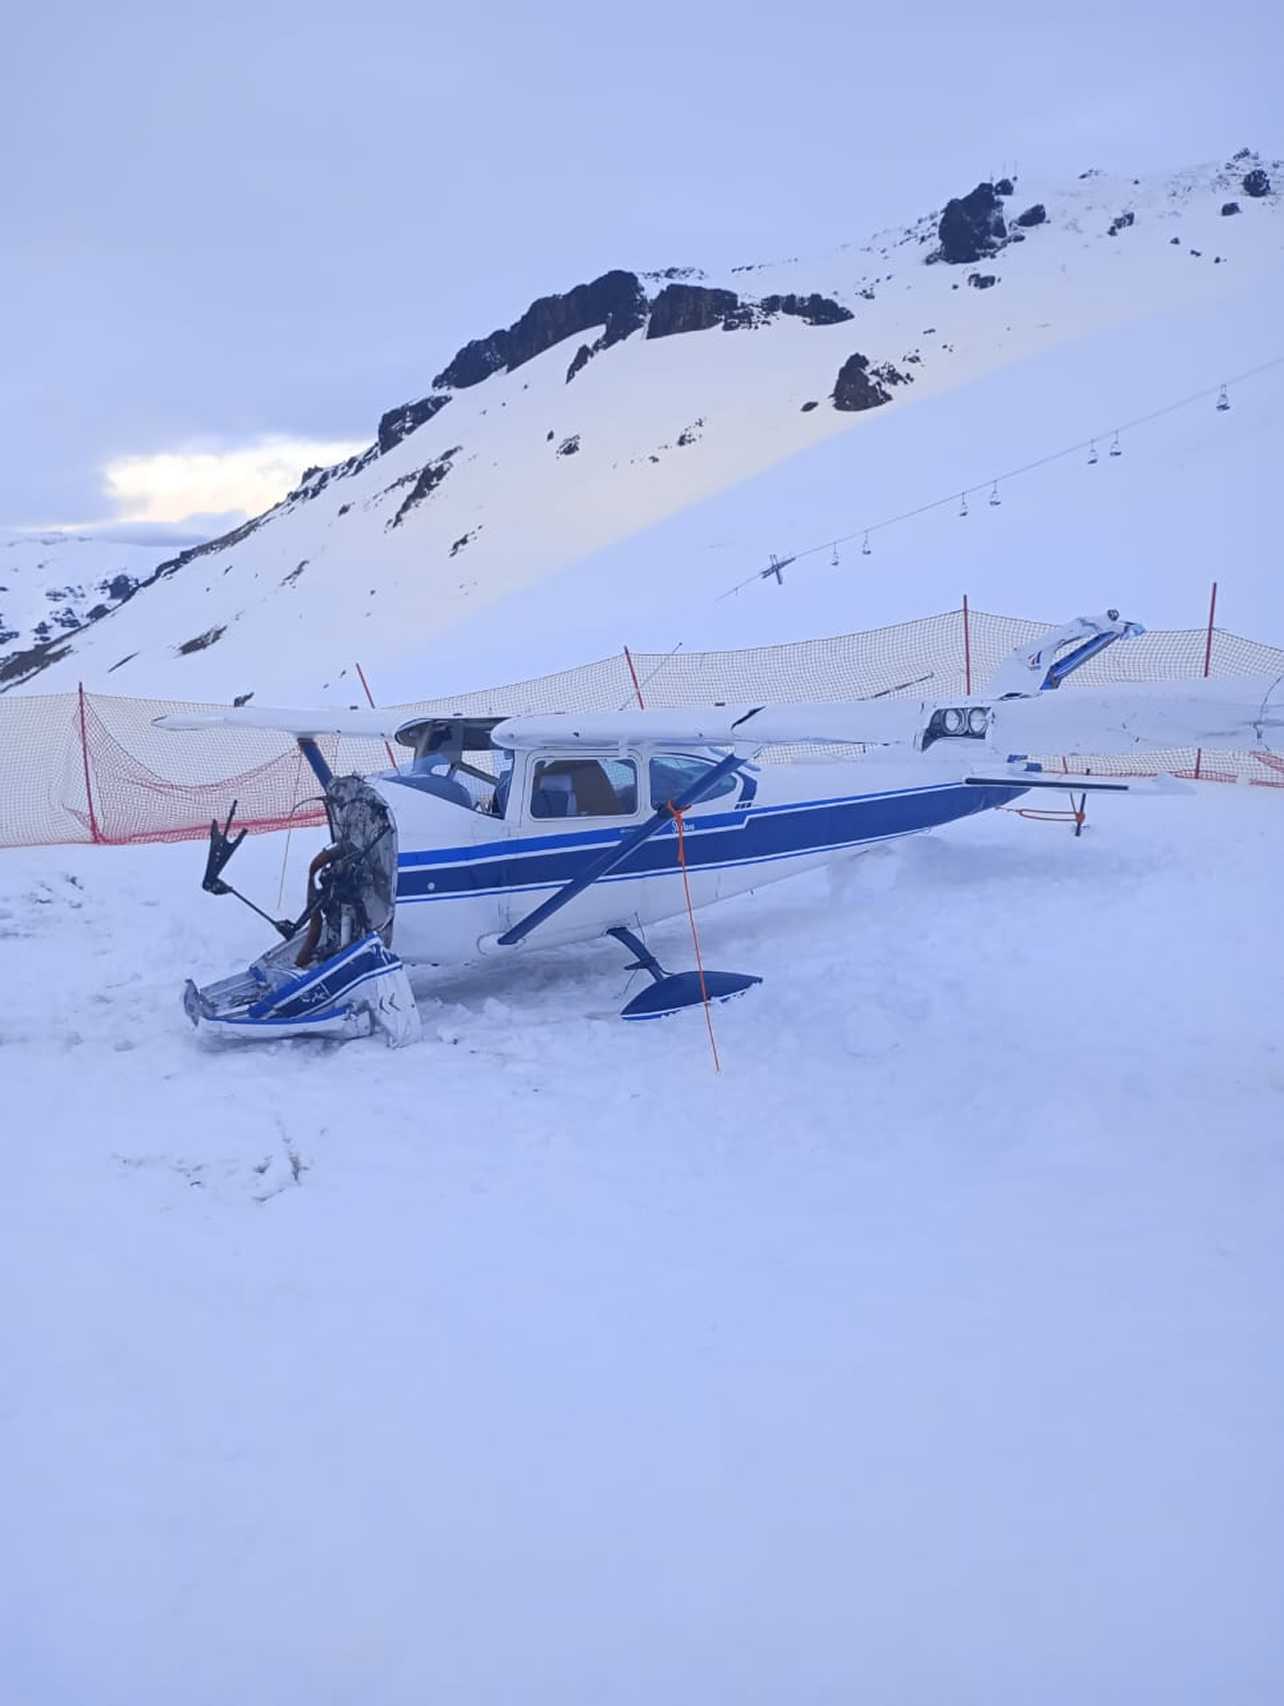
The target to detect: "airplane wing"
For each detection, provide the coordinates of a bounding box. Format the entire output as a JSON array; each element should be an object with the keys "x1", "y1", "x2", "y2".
[
  {"x1": 490, "y1": 699, "x2": 928, "y2": 751},
  {"x1": 986, "y1": 677, "x2": 1283, "y2": 755},
  {"x1": 491, "y1": 675, "x2": 1282, "y2": 758},
  {"x1": 154, "y1": 706, "x2": 409, "y2": 741}
]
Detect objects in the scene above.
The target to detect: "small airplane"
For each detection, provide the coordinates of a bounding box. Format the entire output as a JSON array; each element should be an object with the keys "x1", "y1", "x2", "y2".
[{"x1": 157, "y1": 611, "x2": 1281, "y2": 1046}]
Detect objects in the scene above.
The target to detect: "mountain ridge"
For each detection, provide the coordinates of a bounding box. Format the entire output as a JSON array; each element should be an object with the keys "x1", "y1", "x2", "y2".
[{"x1": 5, "y1": 149, "x2": 1280, "y2": 700}]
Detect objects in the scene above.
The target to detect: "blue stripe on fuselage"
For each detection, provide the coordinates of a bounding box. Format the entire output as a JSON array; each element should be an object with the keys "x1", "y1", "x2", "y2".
[{"x1": 394, "y1": 783, "x2": 1018, "y2": 903}]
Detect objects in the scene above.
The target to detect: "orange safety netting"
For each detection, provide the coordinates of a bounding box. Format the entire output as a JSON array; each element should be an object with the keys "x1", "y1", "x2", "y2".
[{"x1": 1, "y1": 607, "x2": 1280, "y2": 849}]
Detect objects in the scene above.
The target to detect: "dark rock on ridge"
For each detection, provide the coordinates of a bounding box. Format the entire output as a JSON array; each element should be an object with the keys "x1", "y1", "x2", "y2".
[
  {"x1": 758, "y1": 292, "x2": 853, "y2": 326},
  {"x1": 435, "y1": 270, "x2": 648, "y2": 388},
  {"x1": 1242, "y1": 167, "x2": 1271, "y2": 197},
  {"x1": 1015, "y1": 203, "x2": 1046, "y2": 228},
  {"x1": 936, "y1": 182, "x2": 1007, "y2": 264},
  {"x1": 1221, "y1": 200, "x2": 1241, "y2": 216},
  {"x1": 377, "y1": 393, "x2": 451, "y2": 454},
  {"x1": 647, "y1": 283, "x2": 740, "y2": 338}
]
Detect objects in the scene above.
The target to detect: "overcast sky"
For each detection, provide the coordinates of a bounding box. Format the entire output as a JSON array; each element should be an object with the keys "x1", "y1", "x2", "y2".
[{"x1": 3, "y1": 0, "x2": 1279, "y2": 537}]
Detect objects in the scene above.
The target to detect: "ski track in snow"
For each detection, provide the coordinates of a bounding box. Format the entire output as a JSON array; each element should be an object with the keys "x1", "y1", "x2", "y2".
[{"x1": 3, "y1": 788, "x2": 1283, "y2": 1704}]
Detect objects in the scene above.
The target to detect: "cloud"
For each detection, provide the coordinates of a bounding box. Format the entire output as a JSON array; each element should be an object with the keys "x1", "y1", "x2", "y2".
[
  {"x1": 101, "y1": 436, "x2": 367, "y2": 526},
  {"x1": 74, "y1": 513, "x2": 252, "y2": 547}
]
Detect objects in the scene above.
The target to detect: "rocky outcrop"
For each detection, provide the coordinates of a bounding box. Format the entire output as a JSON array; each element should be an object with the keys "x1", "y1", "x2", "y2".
[
  {"x1": 285, "y1": 445, "x2": 379, "y2": 505},
  {"x1": 377, "y1": 393, "x2": 451, "y2": 454},
  {"x1": 388, "y1": 448, "x2": 460, "y2": 529},
  {"x1": 1107, "y1": 211, "x2": 1135, "y2": 236},
  {"x1": 995, "y1": 177, "x2": 1014, "y2": 196},
  {"x1": 647, "y1": 283, "x2": 740, "y2": 338},
  {"x1": 565, "y1": 344, "x2": 593, "y2": 383},
  {"x1": 831, "y1": 353, "x2": 902, "y2": 412},
  {"x1": 1015, "y1": 203, "x2": 1046, "y2": 228},
  {"x1": 967, "y1": 272, "x2": 997, "y2": 289},
  {"x1": 1221, "y1": 200, "x2": 1241, "y2": 216},
  {"x1": 435, "y1": 270, "x2": 648, "y2": 388},
  {"x1": 936, "y1": 183, "x2": 1007, "y2": 263},
  {"x1": 176, "y1": 625, "x2": 226, "y2": 656},
  {"x1": 1242, "y1": 167, "x2": 1271, "y2": 198},
  {"x1": 758, "y1": 293, "x2": 853, "y2": 326},
  {"x1": 556, "y1": 435, "x2": 580, "y2": 456}
]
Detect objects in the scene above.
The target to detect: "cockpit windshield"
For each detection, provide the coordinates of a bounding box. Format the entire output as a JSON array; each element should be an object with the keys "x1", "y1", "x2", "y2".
[{"x1": 385, "y1": 715, "x2": 511, "y2": 815}]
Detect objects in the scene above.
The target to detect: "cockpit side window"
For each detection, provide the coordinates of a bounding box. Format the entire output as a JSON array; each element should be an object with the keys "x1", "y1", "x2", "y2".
[
  {"x1": 530, "y1": 758, "x2": 638, "y2": 819},
  {"x1": 649, "y1": 754, "x2": 738, "y2": 810}
]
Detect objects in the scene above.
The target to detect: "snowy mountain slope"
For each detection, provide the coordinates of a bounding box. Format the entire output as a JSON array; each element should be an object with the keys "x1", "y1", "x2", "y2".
[
  {"x1": 0, "y1": 532, "x2": 173, "y2": 663},
  {"x1": 11, "y1": 151, "x2": 1282, "y2": 704},
  {"x1": 4, "y1": 788, "x2": 1282, "y2": 1703},
  {"x1": 392, "y1": 271, "x2": 1284, "y2": 702}
]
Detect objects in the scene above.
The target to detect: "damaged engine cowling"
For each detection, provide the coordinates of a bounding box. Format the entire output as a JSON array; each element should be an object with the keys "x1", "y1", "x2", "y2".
[
  {"x1": 303, "y1": 774, "x2": 401, "y2": 962},
  {"x1": 183, "y1": 774, "x2": 421, "y2": 1047}
]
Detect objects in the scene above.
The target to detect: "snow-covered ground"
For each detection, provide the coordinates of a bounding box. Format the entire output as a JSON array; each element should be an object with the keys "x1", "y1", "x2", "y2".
[
  {"x1": 0, "y1": 532, "x2": 173, "y2": 669},
  {"x1": 4, "y1": 784, "x2": 1281, "y2": 1704}
]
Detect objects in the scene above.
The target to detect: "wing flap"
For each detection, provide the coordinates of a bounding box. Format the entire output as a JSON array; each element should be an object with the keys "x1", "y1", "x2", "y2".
[{"x1": 964, "y1": 769, "x2": 1195, "y2": 796}]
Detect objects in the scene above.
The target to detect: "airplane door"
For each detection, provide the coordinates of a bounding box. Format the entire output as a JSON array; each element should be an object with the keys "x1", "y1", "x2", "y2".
[{"x1": 495, "y1": 750, "x2": 646, "y2": 938}]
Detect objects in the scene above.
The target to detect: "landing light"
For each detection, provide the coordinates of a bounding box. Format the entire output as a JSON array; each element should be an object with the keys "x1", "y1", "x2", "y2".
[
  {"x1": 967, "y1": 707, "x2": 990, "y2": 736},
  {"x1": 942, "y1": 707, "x2": 965, "y2": 734}
]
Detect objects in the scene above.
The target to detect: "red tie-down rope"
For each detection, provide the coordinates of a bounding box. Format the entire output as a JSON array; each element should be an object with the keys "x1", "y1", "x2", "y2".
[
  {"x1": 999, "y1": 792, "x2": 1088, "y2": 835},
  {"x1": 667, "y1": 802, "x2": 721, "y2": 1074}
]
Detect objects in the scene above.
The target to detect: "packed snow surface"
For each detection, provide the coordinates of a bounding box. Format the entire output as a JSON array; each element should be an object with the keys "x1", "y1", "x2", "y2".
[{"x1": 4, "y1": 785, "x2": 1282, "y2": 1703}]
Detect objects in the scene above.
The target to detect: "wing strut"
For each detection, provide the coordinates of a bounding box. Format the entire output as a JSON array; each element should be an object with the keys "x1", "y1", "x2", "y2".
[{"x1": 497, "y1": 751, "x2": 745, "y2": 947}]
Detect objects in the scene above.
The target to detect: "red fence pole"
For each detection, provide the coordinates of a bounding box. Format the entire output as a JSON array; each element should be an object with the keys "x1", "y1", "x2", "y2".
[
  {"x1": 623, "y1": 645, "x2": 646, "y2": 710},
  {"x1": 1194, "y1": 581, "x2": 1217, "y2": 781},
  {"x1": 77, "y1": 683, "x2": 102, "y2": 844},
  {"x1": 962, "y1": 596, "x2": 972, "y2": 697}
]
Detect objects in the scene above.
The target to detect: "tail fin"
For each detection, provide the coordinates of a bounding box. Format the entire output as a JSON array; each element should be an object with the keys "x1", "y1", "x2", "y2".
[{"x1": 986, "y1": 611, "x2": 1144, "y2": 699}]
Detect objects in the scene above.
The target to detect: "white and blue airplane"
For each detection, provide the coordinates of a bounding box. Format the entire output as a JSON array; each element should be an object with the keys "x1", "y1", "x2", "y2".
[{"x1": 158, "y1": 611, "x2": 1280, "y2": 1046}]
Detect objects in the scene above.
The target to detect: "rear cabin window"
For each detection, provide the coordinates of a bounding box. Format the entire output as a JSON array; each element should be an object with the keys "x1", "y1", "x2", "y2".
[
  {"x1": 649, "y1": 755, "x2": 739, "y2": 810},
  {"x1": 530, "y1": 758, "x2": 638, "y2": 819}
]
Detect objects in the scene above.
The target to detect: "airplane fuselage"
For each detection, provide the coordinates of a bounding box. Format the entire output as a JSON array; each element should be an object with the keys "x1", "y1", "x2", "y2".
[{"x1": 377, "y1": 754, "x2": 1018, "y2": 968}]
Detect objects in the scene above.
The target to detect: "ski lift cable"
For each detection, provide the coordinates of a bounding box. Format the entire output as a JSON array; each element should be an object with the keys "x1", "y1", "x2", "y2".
[{"x1": 718, "y1": 351, "x2": 1284, "y2": 600}]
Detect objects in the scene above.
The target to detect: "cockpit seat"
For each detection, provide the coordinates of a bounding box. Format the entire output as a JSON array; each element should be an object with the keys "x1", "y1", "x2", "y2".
[
  {"x1": 405, "y1": 762, "x2": 473, "y2": 808},
  {"x1": 531, "y1": 773, "x2": 577, "y2": 818}
]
